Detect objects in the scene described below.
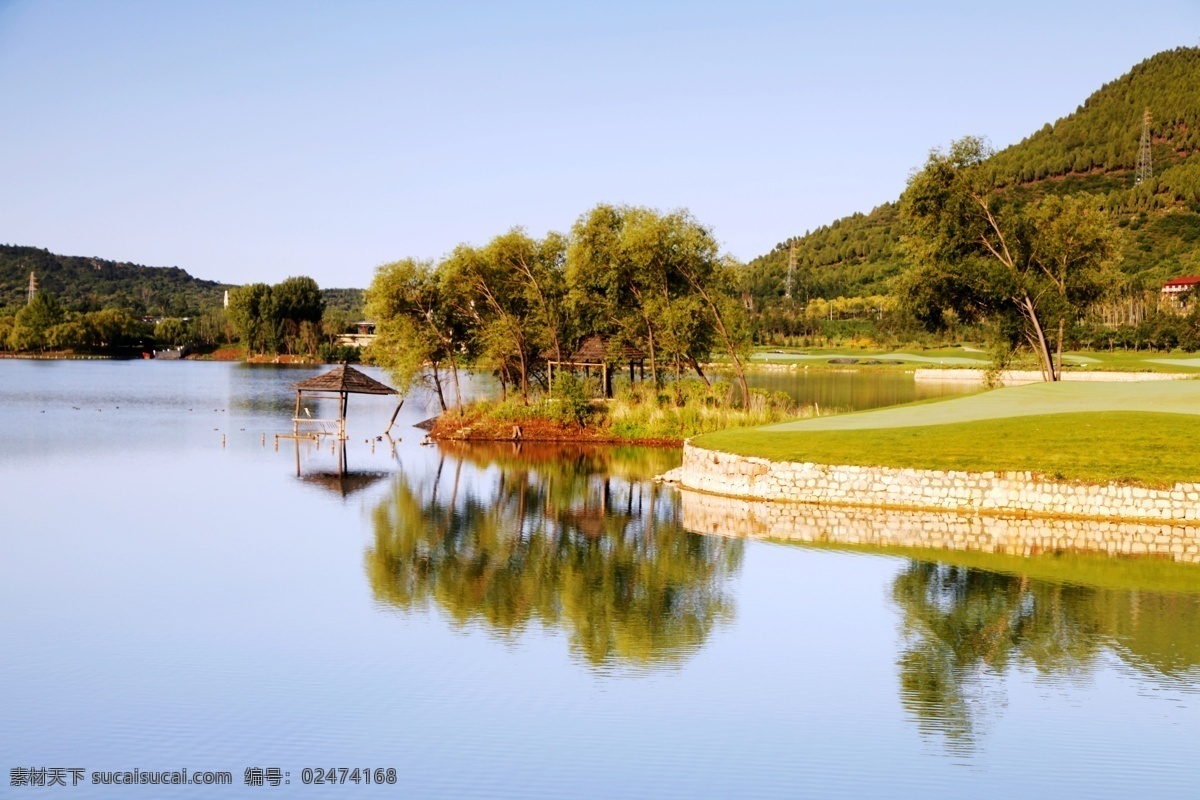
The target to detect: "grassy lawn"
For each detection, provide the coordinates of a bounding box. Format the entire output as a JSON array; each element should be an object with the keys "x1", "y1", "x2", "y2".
[
  {"x1": 696, "y1": 411, "x2": 1200, "y2": 486},
  {"x1": 745, "y1": 345, "x2": 1200, "y2": 374},
  {"x1": 693, "y1": 382, "x2": 1200, "y2": 486},
  {"x1": 762, "y1": 380, "x2": 1200, "y2": 432},
  {"x1": 748, "y1": 346, "x2": 989, "y2": 368}
]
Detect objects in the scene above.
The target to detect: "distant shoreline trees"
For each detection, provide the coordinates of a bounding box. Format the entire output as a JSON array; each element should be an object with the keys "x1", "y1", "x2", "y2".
[{"x1": 226, "y1": 276, "x2": 331, "y2": 357}]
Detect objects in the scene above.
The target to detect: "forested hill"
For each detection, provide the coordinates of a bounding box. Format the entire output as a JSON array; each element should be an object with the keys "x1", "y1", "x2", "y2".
[
  {"x1": 0, "y1": 244, "x2": 228, "y2": 315},
  {"x1": 748, "y1": 47, "x2": 1200, "y2": 306},
  {"x1": 1, "y1": 244, "x2": 367, "y2": 317}
]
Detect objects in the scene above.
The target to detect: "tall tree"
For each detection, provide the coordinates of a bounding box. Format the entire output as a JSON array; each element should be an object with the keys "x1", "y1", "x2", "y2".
[
  {"x1": 226, "y1": 283, "x2": 275, "y2": 355},
  {"x1": 272, "y1": 276, "x2": 324, "y2": 355},
  {"x1": 365, "y1": 258, "x2": 472, "y2": 412},
  {"x1": 9, "y1": 292, "x2": 66, "y2": 351},
  {"x1": 899, "y1": 137, "x2": 1120, "y2": 380},
  {"x1": 568, "y1": 204, "x2": 749, "y2": 402}
]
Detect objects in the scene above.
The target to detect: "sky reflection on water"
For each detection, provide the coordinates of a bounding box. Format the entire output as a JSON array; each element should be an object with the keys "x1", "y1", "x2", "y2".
[{"x1": 0, "y1": 361, "x2": 1197, "y2": 798}]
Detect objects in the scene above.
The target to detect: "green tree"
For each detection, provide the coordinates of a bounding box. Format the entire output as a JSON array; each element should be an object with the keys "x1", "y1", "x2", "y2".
[
  {"x1": 10, "y1": 292, "x2": 66, "y2": 350},
  {"x1": 226, "y1": 283, "x2": 276, "y2": 354},
  {"x1": 365, "y1": 258, "x2": 472, "y2": 412},
  {"x1": 273, "y1": 276, "x2": 324, "y2": 355},
  {"x1": 155, "y1": 317, "x2": 193, "y2": 347},
  {"x1": 567, "y1": 204, "x2": 745, "y2": 398},
  {"x1": 899, "y1": 137, "x2": 1120, "y2": 380}
]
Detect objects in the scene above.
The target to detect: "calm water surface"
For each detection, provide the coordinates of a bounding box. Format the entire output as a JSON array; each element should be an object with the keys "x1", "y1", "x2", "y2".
[{"x1": 1, "y1": 362, "x2": 1197, "y2": 798}]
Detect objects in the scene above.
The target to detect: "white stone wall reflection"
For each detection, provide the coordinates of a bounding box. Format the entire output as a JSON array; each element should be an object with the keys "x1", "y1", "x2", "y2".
[
  {"x1": 676, "y1": 487, "x2": 1200, "y2": 562},
  {"x1": 662, "y1": 444, "x2": 1200, "y2": 530}
]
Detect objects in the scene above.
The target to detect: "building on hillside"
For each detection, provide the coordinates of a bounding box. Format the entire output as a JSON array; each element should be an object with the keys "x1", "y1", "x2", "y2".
[{"x1": 1160, "y1": 276, "x2": 1200, "y2": 312}]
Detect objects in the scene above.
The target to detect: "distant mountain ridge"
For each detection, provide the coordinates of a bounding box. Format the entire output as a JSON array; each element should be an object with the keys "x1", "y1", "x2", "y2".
[
  {"x1": 1, "y1": 244, "x2": 365, "y2": 317},
  {"x1": 0, "y1": 244, "x2": 228, "y2": 315},
  {"x1": 748, "y1": 47, "x2": 1200, "y2": 305}
]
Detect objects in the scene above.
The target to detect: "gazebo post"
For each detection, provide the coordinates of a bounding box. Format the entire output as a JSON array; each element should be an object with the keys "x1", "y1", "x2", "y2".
[
  {"x1": 339, "y1": 391, "x2": 348, "y2": 441},
  {"x1": 294, "y1": 390, "x2": 302, "y2": 436}
]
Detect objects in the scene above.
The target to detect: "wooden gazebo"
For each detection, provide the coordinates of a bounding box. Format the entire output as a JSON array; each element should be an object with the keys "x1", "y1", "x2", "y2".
[
  {"x1": 547, "y1": 335, "x2": 646, "y2": 398},
  {"x1": 288, "y1": 363, "x2": 397, "y2": 441}
]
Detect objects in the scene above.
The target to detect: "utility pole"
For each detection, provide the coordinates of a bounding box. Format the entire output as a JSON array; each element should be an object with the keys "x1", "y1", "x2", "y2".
[
  {"x1": 26, "y1": 271, "x2": 37, "y2": 305},
  {"x1": 1136, "y1": 107, "x2": 1153, "y2": 185}
]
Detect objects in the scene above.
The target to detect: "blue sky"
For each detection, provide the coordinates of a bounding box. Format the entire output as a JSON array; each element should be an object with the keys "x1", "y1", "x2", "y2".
[{"x1": 2, "y1": 0, "x2": 1198, "y2": 289}]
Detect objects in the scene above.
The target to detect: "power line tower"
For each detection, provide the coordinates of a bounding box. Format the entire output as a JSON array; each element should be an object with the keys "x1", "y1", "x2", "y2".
[
  {"x1": 785, "y1": 243, "x2": 796, "y2": 301},
  {"x1": 1136, "y1": 107, "x2": 1153, "y2": 185},
  {"x1": 26, "y1": 271, "x2": 37, "y2": 305}
]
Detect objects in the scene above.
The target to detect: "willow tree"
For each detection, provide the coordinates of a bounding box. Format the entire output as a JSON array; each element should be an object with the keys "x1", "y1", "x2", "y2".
[
  {"x1": 899, "y1": 137, "x2": 1120, "y2": 381},
  {"x1": 440, "y1": 229, "x2": 569, "y2": 403},
  {"x1": 567, "y1": 204, "x2": 750, "y2": 403},
  {"x1": 364, "y1": 258, "x2": 472, "y2": 412}
]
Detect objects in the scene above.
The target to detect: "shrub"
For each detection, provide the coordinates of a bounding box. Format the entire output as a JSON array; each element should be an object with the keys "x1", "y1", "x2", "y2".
[{"x1": 550, "y1": 371, "x2": 592, "y2": 429}]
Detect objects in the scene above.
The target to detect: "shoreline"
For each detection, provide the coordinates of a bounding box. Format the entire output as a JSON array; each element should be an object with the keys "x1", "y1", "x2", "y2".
[
  {"x1": 428, "y1": 414, "x2": 683, "y2": 448},
  {"x1": 659, "y1": 442, "x2": 1200, "y2": 531}
]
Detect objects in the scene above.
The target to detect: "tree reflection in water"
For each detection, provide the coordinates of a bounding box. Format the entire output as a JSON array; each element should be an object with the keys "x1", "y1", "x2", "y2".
[
  {"x1": 366, "y1": 443, "x2": 743, "y2": 669},
  {"x1": 894, "y1": 561, "x2": 1200, "y2": 749}
]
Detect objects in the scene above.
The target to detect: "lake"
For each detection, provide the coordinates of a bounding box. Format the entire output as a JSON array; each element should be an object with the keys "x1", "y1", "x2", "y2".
[{"x1": 1, "y1": 361, "x2": 1197, "y2": 798}]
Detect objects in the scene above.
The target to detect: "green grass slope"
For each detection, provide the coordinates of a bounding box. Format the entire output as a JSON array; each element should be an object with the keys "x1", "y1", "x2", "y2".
[{"x1": 694, "y1": 382, "x2": 1200, "y2": 486}]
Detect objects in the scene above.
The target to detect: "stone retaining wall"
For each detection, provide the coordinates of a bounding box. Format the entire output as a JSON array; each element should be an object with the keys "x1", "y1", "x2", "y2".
[
  {"x1": 660, "y1": 443, "x2": 1200, "y2": 525},
  {"x1": 676, "y1": 488, "x2": 1200, "y2": 563}
]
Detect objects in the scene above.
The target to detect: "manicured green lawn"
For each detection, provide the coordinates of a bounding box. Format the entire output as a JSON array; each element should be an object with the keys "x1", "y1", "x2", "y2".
[
  {"x1": 746, "y1": 345, "x2": 1200, "y2": 373},
  {"x1": 695, "y1": 411, "x2": 1200, "y2": 486},
  {"x1": 762, "y1": 380, "x2": 1200, "y2": 432},
  {"x1": 695, "y1": 382, "x2": 1200, "y2": 486}
]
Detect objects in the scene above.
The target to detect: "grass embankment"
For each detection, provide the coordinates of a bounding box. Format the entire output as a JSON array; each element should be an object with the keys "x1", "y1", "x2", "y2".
[
  {"x1": 430, "y1": 380, "x2": 804, "y2": 445},
  {"x1": 693, "y1": 381, "x2": 1200, "y2": 487}
]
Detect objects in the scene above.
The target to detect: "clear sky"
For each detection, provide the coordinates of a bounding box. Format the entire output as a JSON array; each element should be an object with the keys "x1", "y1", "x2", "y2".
[{"x1": 2, "y1": 0, "x2": 1198, "y2": 289}]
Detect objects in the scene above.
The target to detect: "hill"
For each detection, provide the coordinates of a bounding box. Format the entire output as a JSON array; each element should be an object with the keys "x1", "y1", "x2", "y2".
[
  {"x1": 0, "y1": 244, "x2": 228, "y2": 315},
  {"x1": 1, "y1": 244, "x2": 367, "y2": 318},
  {"x1": 748, "y1": 47, "x2": 1200, "y2": 307}
]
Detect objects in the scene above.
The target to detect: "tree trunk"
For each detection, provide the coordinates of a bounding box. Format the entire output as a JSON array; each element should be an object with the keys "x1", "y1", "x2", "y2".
[
  {"x1": 644, "y1": 317, "x2": 659, "y2": 388},
  {"x1": 448, "y1": 357, "x2": 463, "y2": 412},
  {"x1": 431, "y1": 362, "x2": 448, "y2": 412},
  {"x1": 1055, "y1": 319, "x2": 1064, "y2": 381},
  {"x1": 689, "y1": 281, "x2": 750, "y2": 407},
  {"x1": 1022, "y1": 295, "x2": 1058, "y2": 382},
  {"x1": 688, "y1": 355, "x2": 710, "y2": 387},
  {"x1": 517, "y1": 347, "x2": 529, "y2": 403}
]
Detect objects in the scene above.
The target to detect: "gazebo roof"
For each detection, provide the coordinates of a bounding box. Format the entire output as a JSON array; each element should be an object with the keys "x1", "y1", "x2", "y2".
[
  {"x1": 291, "y1": 364, "x2": 395, "y2": 395},
  {"x1": 569, "y1": 335, "x2": 645, "y2": 363}
]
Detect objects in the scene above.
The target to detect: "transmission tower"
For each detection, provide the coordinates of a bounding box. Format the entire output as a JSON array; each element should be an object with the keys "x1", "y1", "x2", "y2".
[
  {"x1": 1136, "y1": 107, "x2": 1153, "y2": 185},
  {"x1": 26, "y1": 271, "x2": 37, "y2": 305},
  {"x1": 785, "y1": 243, "x2": 796, "y2": 300}
]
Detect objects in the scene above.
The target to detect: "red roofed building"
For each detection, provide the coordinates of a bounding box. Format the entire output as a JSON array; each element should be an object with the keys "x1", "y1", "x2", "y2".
[{"x1": 1161, "y1": 276, "x2": 1200, "y2": 311}]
